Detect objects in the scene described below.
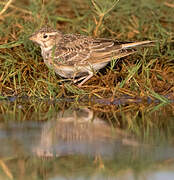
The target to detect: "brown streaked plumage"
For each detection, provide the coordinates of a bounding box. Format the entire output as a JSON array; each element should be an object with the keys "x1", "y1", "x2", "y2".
[{"x1": 29, "y1": 27, "x2": 154, "y2": 86}]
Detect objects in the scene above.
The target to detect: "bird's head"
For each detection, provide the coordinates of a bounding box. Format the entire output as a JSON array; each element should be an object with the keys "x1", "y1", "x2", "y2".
[{"x1": 29, "y1": 27, "x2": 63, "y2": 49}]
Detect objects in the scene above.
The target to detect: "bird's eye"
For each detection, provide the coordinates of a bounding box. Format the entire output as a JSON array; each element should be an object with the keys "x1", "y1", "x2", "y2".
[{"x1": 43, "y1": 34, "x2": 48, "y2": 39}]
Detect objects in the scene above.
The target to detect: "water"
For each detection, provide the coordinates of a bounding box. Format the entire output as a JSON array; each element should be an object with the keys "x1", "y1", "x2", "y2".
[{"x1": 0, "y1": 98, "x2": 174, "y2": 179}]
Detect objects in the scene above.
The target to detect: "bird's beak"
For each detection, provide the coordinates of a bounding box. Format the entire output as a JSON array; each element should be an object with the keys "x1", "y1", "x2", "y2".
[{"x1": 29, "y1": 35, "x2": 36, "y2": 42}]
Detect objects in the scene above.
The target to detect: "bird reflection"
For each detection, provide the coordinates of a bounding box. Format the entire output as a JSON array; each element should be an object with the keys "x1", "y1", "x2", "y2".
[{"x1": 34, "y1": 108, "x2": 138, "y2": 158}]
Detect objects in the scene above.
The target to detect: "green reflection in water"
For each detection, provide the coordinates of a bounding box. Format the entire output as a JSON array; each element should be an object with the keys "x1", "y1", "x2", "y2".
[{"x1": 0, "y1": 99, "x2": 174, "y2": 179}]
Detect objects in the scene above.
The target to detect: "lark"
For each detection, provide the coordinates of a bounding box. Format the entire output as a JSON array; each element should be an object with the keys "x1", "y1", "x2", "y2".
[{"x1": 29, "y1": 27, "x2": 154, "y2": 87}]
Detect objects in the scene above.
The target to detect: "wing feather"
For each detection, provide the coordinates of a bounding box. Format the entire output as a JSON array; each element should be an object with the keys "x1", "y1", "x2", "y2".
[{"x1": 49, "y1": 34, "x2": 152, "y2": 66}]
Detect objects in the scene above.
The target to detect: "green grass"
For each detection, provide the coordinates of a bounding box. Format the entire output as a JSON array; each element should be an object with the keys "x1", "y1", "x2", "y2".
[
  {"x1": 0, "y1": 0, "x2": 174, "y2": 102},
  {"x1": 1, "y1": 2, "x2": 174, "y2": 178}
]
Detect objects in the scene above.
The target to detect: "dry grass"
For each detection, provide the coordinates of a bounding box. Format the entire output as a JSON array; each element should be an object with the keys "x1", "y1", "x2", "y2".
[{"x1": 0, "y1": 0, "x2": 173, "y2": 102}]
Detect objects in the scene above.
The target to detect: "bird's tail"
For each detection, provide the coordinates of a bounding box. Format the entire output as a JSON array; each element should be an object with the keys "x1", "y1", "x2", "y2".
[{"x1": 121, "y1": 40, "x2": 155, "y2": 49}]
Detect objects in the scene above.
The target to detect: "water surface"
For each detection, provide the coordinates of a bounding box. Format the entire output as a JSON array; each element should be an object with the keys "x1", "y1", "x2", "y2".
[{"x1": 0, "y1": 98, "x2": 174, "y2": 180}]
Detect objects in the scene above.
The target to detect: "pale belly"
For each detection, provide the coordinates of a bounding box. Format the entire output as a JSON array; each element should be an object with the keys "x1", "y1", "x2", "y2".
[{"x1": 44, "y1": 59, "x2": 108, "y2": 79}]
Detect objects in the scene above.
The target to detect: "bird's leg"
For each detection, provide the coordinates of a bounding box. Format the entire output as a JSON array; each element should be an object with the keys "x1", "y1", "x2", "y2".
[
  {"x1": 72, "y1": 69, "x2": 89, "y2": 84},
  {"x1": 72, "y1": 67, "x2": 84, "y2": 83},
  {"x1": 73, "y1": 75, "x2": 86, "y2": 84},
  {"x1": 72, "y1": 70, "x2": 78, "y2": 83},
  {"x1": 73, "y1": 66, "x2": 95, "y2": 87},
  {"x1": 77, "y1": 73, "x2": 94, "y2": 87}
]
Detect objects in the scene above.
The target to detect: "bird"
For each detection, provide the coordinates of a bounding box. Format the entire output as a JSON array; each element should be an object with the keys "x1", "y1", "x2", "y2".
[{"x1": 29, "y1": 27, "x2": 154, "y2": 87}]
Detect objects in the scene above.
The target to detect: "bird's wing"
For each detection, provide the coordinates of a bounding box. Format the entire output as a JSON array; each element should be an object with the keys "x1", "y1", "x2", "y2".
[
  {"x1": 88, "y1": 39, "x2": 153, "y2": 64},
  {"x1": 51, "y1": 34, "x2": 92, "y2": 66},
  {"x1": 51, "y1": 34, "x2": 153, "y2": 66}
]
